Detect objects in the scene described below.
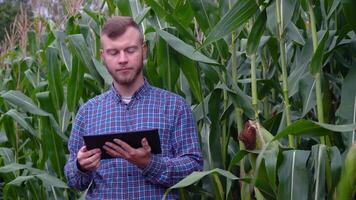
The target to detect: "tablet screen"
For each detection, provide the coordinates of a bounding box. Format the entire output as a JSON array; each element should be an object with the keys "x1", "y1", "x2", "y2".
[{"x1": 83, "y1": 129, "x2": 161, "y2": 159}]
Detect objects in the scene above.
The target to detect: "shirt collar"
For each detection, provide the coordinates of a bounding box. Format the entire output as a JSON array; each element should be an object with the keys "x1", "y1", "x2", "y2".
[{"x1": 111, "y1": 79, "x2": 151, "y2": 102}]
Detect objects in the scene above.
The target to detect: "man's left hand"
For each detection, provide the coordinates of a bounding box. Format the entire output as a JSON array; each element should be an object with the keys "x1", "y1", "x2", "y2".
[{"x1": 103, "y1": 138, "x2": 151, "y2": 169}]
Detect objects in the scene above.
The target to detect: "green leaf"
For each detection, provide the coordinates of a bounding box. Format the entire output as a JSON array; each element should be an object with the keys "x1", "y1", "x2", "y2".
[
  {"x1": 0, "y1": 148, "x2": 14, "y2": 164},
  {"x1": 189, "y1": 0, "x2": 219, "y2": 34},
  {"x1": 59, "y1": 103, "x2": 71, "y2": 133},
  {"x1": 2, "y1": 90, "x2": 67, "y2": 140},
  {"x1": 35, "y1": 173, "x2": 68, "y2": 188},
  {"x1": 40, "y1": 116, "x2": 66, "y2": 180},
  {"x1": 277, "y1": 150, "x2": 310, "y2": 200},
  {"x1": 163, "y1": 168, "x2": 239, "y2": 200},
  {"x1": 329, "y1": 146, "x2": 342, "y2": 190},
  {"x1": 326, "y1": 0, "x2": 341, "y2": 20},
  {"x1": 27, "y1": 30, "x2": 38, "y2": 56},
  {"x1": 0, "y1": 163, "x2": 29, "y2": 173},
  {"x1": 106, "y1": 0, "x2": 116, "y2": 15},
  {"x1": 337, "y1": 64, "x2": 356, "y2": 147},
  {"x1": 246, "y1": 10, "x2": 267, "y2": 56},
  {"x1": 0, "y1": 163, "x2": 42, "y2": 174},
  {"x1": 45, "y1": 47, "x2": 64, "y2": 111},
  {"x1": 274, "y1": 119, "x2": 356, "y2": 141},
  {"x1": 8, "y1": 175, "x2": 35, "y2": 186},
  {"x1": 134, "y1": 7, "x2": 151, "y2": 24},
  {"x1": 300, "y1": 74, "x2": 316, "y2": 117},
  {"x1": 24, "y1": 69, "x2": 38, "y2": 89},
  {"x1": 254, "y1": 158, "x2": 277, "y2": 199},
  {"x1": 116, "y1": 0, "x2": 132, "y2": 16},
  {"x1": 208, "y1": 90, "x2": 223, "y2": 167},
  {"x1": 228, "y1": 150, "x2": 249, "y2": 171},
  {"x1": 274, "y1": 120, "x2": 330, "y2": 140},
  {"x1": 342, "y1": 0, "x2": 356, "y2": 33},
  {"x1": 2, "y1": 90, "x2": 49, "y2": 116},
  {"x1": 4, "y1": 109, "x2": 37, "y2": 137},
  {"x1": 146, "y1": 0, "x2": 195, "y2": 41},
  {"x1": 156, "y1": 37, "x2": 179, "y2": 91},
  {"x1": 178, "y1": 55, "x2": 203, "y2": 102},
  {"x1": 92, "y1": 58, "x2": 112, "y2": 85},
  {"x1": 335, "y1": 144, "x2": 356, "y2": 200},
  {"x1": 154, "y1": 28, "x2": 219, "y2": 65},
  {"x1": 68, "y1": 34, "x2": 103, "y2": 86},
  {"x1": 314, "y1": 121, "x2": 356, "y2": 132},
  {"x1": 310, "y1": 144, "x2": 327, "y2": 200},
  {"x1": 310, "y1": 31, "x2": 329, "y2": 75},
  {"x1": 263, "y1": 148, "x2": 279, "y2": 194},
  {"x1": 202, "y1": 0, "x2": 258, "y2": 48},
  {"x1": 216, "y1": 84, "x2": 255, "y2": 119},
  {"x1": 286, "y1": 22, "x2": 305, "y2": 45},
  {"x1": 67, "y1": 56, "x2": 85, "y2": 112},
  {"x1": 56, "y1": 31, "x2": 72, "y2": 71},
  {"x1": 1, "y1": 117, "x2": 16, "y2": 150}
]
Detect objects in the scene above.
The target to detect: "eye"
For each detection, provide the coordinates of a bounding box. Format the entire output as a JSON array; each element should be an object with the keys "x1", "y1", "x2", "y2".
[
  {"x1": 125, "y1": 47, "x2": 138, "y2": 54},
  {"x1": 107, "y1": 50, "x2": 118, "y2": 55}
]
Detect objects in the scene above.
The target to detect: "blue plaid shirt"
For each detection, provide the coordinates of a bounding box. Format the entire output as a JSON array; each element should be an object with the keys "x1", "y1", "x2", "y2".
[{"x1": 64, "y1": 80, "x2": 203, "y2": 199}]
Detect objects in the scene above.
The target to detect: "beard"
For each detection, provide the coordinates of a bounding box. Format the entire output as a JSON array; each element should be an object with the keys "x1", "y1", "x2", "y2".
[{"x1": 109, "y1": 61, "x2": 144, "y2": 86}]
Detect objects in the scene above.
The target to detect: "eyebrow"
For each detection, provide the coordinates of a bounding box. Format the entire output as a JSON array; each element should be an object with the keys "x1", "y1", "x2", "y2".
[{"x1": 105, "y1": 45, "x2": 139, "y2": 51}]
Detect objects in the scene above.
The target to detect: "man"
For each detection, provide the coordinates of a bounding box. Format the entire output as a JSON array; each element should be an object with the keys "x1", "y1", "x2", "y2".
[{"x1": 64, "y1": 16, "x2": 203, "y2": 199}]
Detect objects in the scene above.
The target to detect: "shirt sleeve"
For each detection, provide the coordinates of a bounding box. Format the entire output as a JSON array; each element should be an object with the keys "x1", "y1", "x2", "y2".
[
  {"x1": 64, "y1": 106, "x2": 95, "y2": 191},
  {"x1": 141, "y1": 101, "x2": 203, "y2": 187}
]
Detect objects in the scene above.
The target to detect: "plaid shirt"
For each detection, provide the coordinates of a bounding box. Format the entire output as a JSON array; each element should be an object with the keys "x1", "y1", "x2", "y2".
[{"x1": 64, "y1": 80, "x2": 203, "y2": 199}]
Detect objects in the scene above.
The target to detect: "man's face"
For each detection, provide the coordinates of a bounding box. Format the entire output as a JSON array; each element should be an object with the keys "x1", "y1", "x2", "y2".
[{"x1": 101, "y1": 26, "x2": 146, "y2": 86}]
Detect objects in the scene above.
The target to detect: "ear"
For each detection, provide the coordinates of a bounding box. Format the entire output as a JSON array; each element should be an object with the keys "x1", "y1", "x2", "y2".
[
  {"x1": 100, "y1": 48, "x2": 104, "y2": 60},
  {"x1": 142, "y1": 43, "x2": 147, "y2": 59}
]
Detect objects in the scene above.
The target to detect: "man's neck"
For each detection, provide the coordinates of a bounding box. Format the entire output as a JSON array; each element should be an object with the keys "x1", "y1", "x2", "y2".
[{"x1": 113, "y1": 78, "x2": 145, "y2": 97}]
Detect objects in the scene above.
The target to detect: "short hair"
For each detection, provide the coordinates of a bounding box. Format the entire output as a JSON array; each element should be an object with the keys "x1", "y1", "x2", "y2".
[{"x1": 101, "y1": 16, "x2": 143, "y2": 43}]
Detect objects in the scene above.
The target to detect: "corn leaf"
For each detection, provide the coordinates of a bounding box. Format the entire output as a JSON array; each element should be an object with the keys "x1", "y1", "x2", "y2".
[
  {"x1": 154, "y1": 28, "x2": 219, "y2": 65},
  {"x1": 338, "y1": 64, "x2": 356, "y2": 147},
  {"x1": 277, "y1": 150, "x2": 310, "y2": 200},
  {"x1": 45, "y1": 47, "x2": 64, "y2": 111},
  {"x1": 310, "y1": 144, "x2": 327, "y2": 200},
  {"x1": 246, "y1": 10, "x2": 267, "y2": 56},
  {"x1": 335, "y1": 144, "x2": 356, "y2": 200},
  {"x1": 309, "y1": 31, "x2": 329, "y2": 75},
  {"x1": 4, "y1": 109, "x2": 37, "y2": 137},
  {"x1": 202, "y1": 0, "x2": 258, "y2": 48},
  {"x1": 68, "y1": 34, "x2": 104, "y2": 86}
]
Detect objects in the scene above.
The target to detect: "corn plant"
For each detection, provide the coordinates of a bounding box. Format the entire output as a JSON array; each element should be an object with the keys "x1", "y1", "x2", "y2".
[{"x1": 1, "y1": 0, "x2": 356, "y2": 199}]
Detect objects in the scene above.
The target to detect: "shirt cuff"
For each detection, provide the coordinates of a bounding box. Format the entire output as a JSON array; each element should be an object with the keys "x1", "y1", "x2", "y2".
[
  {"x1": 142, "y1": 154, "x2": 167, "y2": 178},
  {"x1": 69, "y1": 159, "x2": 94, "y2": 181}
]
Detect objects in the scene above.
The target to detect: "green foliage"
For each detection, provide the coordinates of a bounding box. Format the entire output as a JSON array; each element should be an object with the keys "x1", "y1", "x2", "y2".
[
  {"x1": 0, "y1": 0, "x2": 23, "y2": 42},
  {"x1": 1, "y1": 0, "x2": 356, "y2": 199}
]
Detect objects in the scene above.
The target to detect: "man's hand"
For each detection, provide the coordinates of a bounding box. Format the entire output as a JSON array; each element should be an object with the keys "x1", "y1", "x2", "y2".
[
  {"x1": 77, "y1": 146, "x2": 101, "y2": 172},
  {"x1": 103, "y1": 138, "x2": 151, "y2": 169}
]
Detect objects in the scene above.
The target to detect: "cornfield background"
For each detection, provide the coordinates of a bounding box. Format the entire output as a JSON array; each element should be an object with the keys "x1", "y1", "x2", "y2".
[{"x1": 0, "y1": 0, "x2": 356, "y2": 199}]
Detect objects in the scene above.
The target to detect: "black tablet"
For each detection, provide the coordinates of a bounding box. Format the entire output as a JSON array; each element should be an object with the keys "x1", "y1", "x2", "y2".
[{"x1": 83, "y1": 129, "x2": 161, "y2": 159}]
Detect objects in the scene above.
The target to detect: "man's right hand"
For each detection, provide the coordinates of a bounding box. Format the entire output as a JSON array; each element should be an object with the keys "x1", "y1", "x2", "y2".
[{"x1": 77, "y1": 146, "x2": 101, "y2": 172}]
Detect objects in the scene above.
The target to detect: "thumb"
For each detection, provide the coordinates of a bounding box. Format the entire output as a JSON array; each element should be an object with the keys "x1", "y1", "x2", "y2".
[
  {"x1": 79, "y1": 146, "x2": 87, "y2": 153},
  {"x1": 141, "y1": 138, "x2": 151, "y2": 152}
]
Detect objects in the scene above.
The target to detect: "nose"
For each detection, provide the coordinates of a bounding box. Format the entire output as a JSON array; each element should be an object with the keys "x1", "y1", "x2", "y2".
[{"x1": 118, "y1": 51, "x2": 128, "y2": 64}]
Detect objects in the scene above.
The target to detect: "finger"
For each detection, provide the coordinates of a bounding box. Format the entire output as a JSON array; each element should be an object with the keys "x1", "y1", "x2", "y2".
[
  {"x1": 85, "y1": 156, "x2": 101, "y2": 171},
  {"x1": 81, "y1": 148, "x2": 101, "y2": 158},
  {"x1": 80, "y1": 151, "x2": 101, "y2": 167},
  {"x1": 104, "y1": 141, "x2": 122, "y2": 152},
  {"x1": 141, "y1": 138, "x2": 151, "y2": 152},
  {"x1": 103, "y1": 144, "x2": 124, "y2": 157},
  {"x1": 113, "y1": 139, "x2": 135, "y2": 152}
]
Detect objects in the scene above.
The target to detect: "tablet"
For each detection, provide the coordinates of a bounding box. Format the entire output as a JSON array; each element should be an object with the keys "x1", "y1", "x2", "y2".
[{"x1": 83, "y1": 129, "x2": 161, "y2": 159}]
